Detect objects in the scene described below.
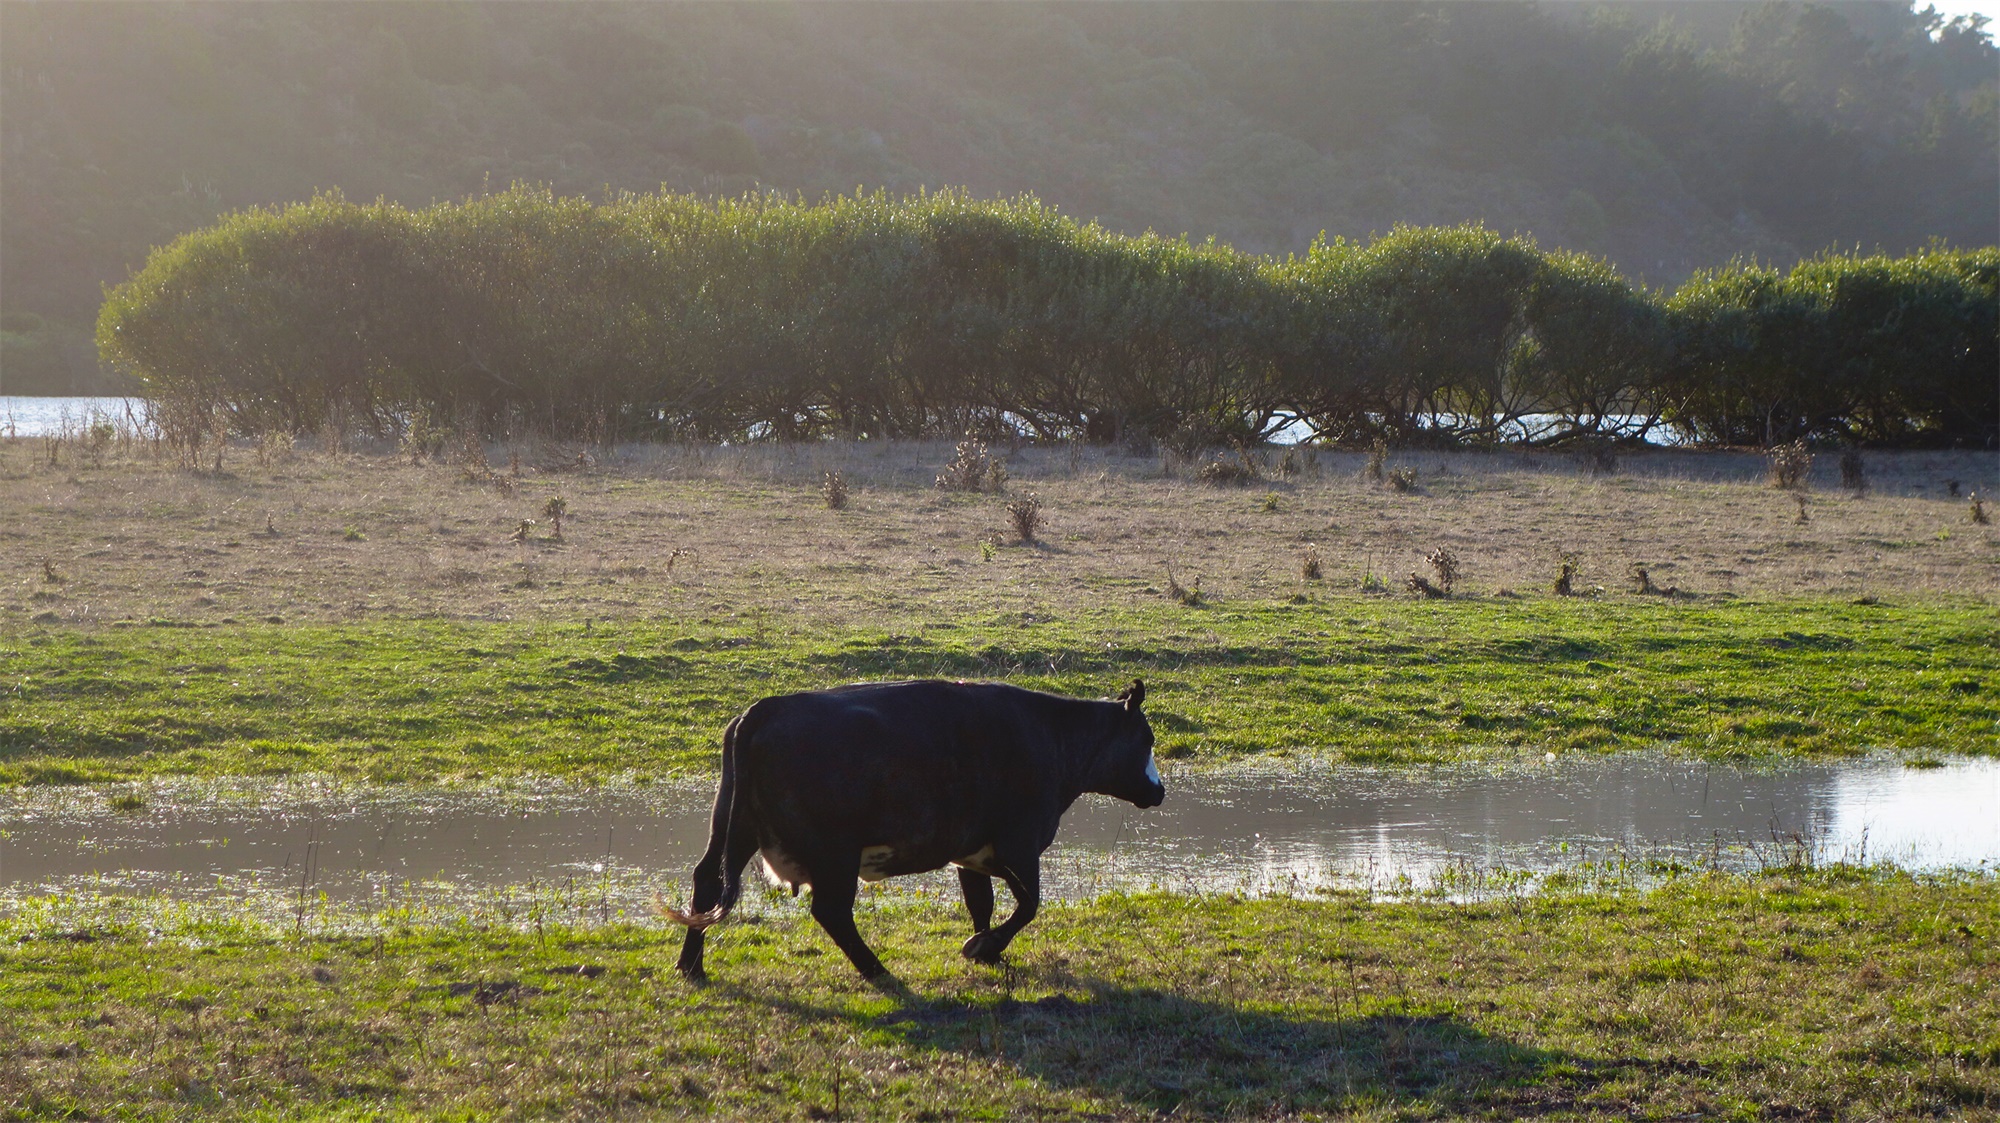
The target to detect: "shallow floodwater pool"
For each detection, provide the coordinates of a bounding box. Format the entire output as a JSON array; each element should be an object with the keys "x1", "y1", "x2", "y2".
[{"x1": 0, "y1": 755, "x2": 1992, "y2": 914}]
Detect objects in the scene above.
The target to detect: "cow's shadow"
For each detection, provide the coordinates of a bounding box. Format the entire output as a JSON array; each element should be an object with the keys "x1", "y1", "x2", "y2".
[{"x1": 759, "y1": 973, "x2": 1595, "y2": 1115}]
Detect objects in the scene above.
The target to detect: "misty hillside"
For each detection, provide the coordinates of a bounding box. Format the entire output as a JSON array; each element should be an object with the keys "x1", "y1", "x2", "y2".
[{"x1": 3, "y1": 1, "x2": 1994, "y2": 393}]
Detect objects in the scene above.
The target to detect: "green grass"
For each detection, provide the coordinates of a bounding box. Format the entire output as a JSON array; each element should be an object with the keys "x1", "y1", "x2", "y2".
[
  {"x1": 2, "y1": 597, "x2": 1994, "y2": 785},
  {"x1": 1, "y1": 870, "x2": 1993, "y2": 1119}
]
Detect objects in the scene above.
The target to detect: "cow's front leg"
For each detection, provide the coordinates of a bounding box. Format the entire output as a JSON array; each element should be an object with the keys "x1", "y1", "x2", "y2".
[
  {"x1": 957, "y1": 868, "x2": 995, "y2": 935},
  {"x1": 961, "y1": 850, "x2": 1040, "y2": 964},
  {"x1": 807, "y1": 858, "x2": 893, "y2": 982}
]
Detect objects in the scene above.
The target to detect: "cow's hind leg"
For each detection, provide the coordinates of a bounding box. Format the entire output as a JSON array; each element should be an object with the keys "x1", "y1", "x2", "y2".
[
  {"x1": 957, "y1": 868, "x2": 995, "y2": 935},
  {"x1": 962, "y1": 851, "x2": 1040, "y2": 964},
  {"x1": 807, "y1": 859, "x2": 893, "y2": 982},
  {"x1": 676, "y1": 830, "x2": 759, "y2": 984}
]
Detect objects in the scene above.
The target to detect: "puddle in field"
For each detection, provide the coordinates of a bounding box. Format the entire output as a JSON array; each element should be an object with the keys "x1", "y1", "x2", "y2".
[{"x1": 0, "y1": 755, "x2": 1993, "y2": 915}]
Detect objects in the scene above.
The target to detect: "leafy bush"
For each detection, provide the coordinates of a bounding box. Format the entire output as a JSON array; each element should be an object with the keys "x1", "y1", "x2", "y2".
[{"x1": 96, "y1": 189, "x2": 1998, "y2": 451}]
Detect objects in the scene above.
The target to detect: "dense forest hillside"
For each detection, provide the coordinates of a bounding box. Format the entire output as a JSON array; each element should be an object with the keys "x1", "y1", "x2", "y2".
[{"x1": 3, "y1": 1, "x2": 1994, "y2": 393}]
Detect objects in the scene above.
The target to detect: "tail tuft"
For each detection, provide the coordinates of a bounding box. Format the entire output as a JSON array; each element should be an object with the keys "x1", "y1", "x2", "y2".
[{"x1": 659, "y1": 898, "x2": 728, "y2": 930}]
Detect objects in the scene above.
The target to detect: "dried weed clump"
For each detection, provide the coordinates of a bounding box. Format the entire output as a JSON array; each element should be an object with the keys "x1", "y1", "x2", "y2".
[
  {"x1": 1428, "y1": 547, "x2": 1459, "y2": 593},
  {"x1": 820, "y1": 470, "x2": 848, "y2": 510},
  {"x1": 1767, "y1": 441, "x2": 1813, "y2": 490},
  {"x1": 1006, "y1": 494, "x2": 1043, "y2": 543},
  {"x1": 1408, "y1": 547, "x2": 1458, "y2": 597},
  {"x1": 1553, "y1": 552, "x2": 1582, "y2": 596},
  {"x1": 1406, "y1": 572, "x2": 1446, "y2": 598},
  {"x1": 1300, "y1": 543, "x2": 1324, "y2": 582},
  {"x1": 1387, "y1": 467, "x2": 1418, "y2": 493},
  {"x1": 1629, "y1": 563, "x2": 1684, "y2": 597},
  {"x1": 1973, "y1": 493, "x2": 1990, "y2": 525},
  {"x1": 1198, "y1": 452, "x2": 1261, "y2": 486},
  {"x1": 1840, "y1": 449, "x2": 1867, "y2": 494},
  {"x1": 458, "y1": 433, "x2": 515, "y2": 495},
  {"x1": 1164, "y1": 564, "x2": 1202, "y2": 606},
  {"x1": 1577, "y1": 442, "x2": 1619, "y2": 476},
  {"x1": 1363, "y1": 439, "x2": 1387, "y2": 483},
  {"x1": 936, "y1": 439, "x2": 1007, "y2": 493},
  {"x1": 542, "y1": 495, "x2": 568, "y2": 542}
]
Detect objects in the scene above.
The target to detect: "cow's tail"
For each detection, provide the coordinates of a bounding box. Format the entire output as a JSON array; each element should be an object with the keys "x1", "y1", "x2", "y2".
[{"x1": 662, "y1": 709, "x2": 754, "y2": 931}]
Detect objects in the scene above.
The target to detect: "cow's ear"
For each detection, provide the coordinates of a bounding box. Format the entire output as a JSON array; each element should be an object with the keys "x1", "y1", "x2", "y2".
[{"x1": 1121, "y1": 679, "x2": 1145, "y2": 712}]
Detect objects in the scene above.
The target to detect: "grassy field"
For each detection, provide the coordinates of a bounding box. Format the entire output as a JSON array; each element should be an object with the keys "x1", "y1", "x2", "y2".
[
  {"x1": 1, "y1": 598, "x2": 1995, "y2": 786},
  {"x1": 2, "y1": 869, "x2": 1993, "y2": 1120},
  {"x1": 4, "y1": 437, "x2": 1995, "y2": 1119},
  {"x1": 2, "y1": 438, "x2": 1996, "y2": 784}
]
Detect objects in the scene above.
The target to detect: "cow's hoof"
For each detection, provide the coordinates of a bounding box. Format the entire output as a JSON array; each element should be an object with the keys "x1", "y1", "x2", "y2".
[
  {"x1": 961, "y1": 933, "x2": 1005, "y2": 964},
  {"x1": 677, "y1": 965, "x2": 709, "y2": 987}
]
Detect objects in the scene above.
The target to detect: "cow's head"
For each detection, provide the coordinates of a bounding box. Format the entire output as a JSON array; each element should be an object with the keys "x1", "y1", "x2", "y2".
[{"x1": 1092, "y1": 679, "x2": 1164, "y2": 809}]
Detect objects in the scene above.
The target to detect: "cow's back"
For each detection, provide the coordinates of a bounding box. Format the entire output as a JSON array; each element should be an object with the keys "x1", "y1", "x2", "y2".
[{"x1": 733, "y1": 681, "x2": 1081, "y2": 875}]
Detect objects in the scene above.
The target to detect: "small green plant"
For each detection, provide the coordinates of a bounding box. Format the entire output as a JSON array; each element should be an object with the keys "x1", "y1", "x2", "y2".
[
  {"x1": 1006, "y1": 493, "x2": 1042, "y2": 543},
  {"x1": 108, "y1": 792, "x2": 147, "y2": 813},
  {"x1": 1259, "y1": 491, "x2": 1281, "y2": 512},
  {"x1": 510, "y1": 519, "x2": 535, "y2": 544},
  {"x1": 979, "y1": 540, "x2": 996, "y2": 562},
  {"x1": 342, "y1": 526, "x2": 367, "y2": 542},
  {"x1": 820, "y1": 470, "x2": 848, "y2": 510}
]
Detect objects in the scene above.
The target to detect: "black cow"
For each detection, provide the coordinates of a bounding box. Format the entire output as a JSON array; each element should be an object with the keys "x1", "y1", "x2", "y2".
[{"x1": 666, "y1": 679, "x2": 1163, "y2": 982}]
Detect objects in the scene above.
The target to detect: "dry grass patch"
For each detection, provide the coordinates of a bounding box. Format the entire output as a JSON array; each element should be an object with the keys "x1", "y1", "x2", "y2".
[{"x1": 0, "y1": 438, "x2": 1994, "y2": 628}]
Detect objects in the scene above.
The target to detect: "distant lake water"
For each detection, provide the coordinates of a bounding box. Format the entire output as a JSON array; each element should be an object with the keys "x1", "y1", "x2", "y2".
[{"x1": 0, "y1": 396, "x2": 146, "y2": 436}]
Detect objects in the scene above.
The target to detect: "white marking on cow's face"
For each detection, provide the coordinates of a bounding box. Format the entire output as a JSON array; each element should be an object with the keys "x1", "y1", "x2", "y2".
[
  {"x1": 760, "y1": 847, "x2": 810, "y2": 891},
  {"x1": 858, "y1": 845, "x2": 897, "y2": 882},
  {"x1": 1143, "y1": 752, "x2": 1161, "y2": 786},
  {"x1": 950, "y1": 843, "x2": 999, "y2": 876}
]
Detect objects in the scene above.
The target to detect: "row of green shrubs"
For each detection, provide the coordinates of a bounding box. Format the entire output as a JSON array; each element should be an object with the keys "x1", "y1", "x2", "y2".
[{"x1": 96, "y1": 187, "x2": 1997, "y2": 449}]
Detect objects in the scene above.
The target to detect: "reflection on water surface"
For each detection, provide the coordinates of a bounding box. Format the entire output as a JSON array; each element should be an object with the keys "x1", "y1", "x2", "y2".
[{"x1": 1, "y1": 755, "x2": 1992, "y2": 913}]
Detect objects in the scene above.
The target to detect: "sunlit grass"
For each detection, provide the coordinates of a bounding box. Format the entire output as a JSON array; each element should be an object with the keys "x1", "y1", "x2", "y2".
[
  {"x1": 2, "y1": 596, "x2": 1994, "y2": 785},
  {"x1": 0, "y1": 869, "x2": 1992, "y2": 1119}
]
